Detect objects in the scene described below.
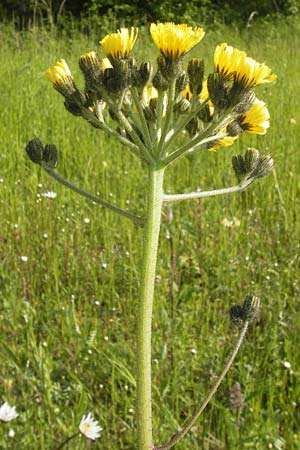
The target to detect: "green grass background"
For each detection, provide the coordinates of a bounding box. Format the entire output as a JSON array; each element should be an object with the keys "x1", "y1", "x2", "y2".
[{"x1": 0, "y1": 17, "x2": 299, "y2": 450}]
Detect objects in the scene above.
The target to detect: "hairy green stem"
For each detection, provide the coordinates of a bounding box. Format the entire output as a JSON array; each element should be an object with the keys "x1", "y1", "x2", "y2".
[
  {"x1": 137, "y1": 167, "x2": 165, "y2": 450},
  {"x1": 155, "y1": 321, "x2": 249, "y2": 450},
  {"x1": 44, "y1": 168, "x2": 144, "y2": 226},
  {"x1": 163, "y1": 178, "x2": 254, "y2": 203}
]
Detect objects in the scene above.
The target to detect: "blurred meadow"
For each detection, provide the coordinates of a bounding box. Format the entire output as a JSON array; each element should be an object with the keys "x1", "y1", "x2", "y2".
[{"x1": 0, "y1": 16, "x2": 300, "y2": 450}]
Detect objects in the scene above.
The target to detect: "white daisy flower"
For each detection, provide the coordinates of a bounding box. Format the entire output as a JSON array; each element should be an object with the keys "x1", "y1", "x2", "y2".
[
  {"x1": 0, "y1": 402, "x2": 18, "y2": 422},
  {"x1": 79, "y1": 412, "x2": 102, "y2": 440}
]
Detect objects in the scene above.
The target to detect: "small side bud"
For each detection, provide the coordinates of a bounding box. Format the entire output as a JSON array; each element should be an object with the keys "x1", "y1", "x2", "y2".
[
  {"x1": 139, "y1": 62, "x2": 153, "y2": 87},
  {"x1": 232, "y1": 148, "x2": 274, "y2": 182},
  {"x1": 187, "y1": 58, "x2": 204, "y2": 95},
  {"x1": 42, "y1": 144, "x2": 58, "y2": 169},
  {"x1": 244, "y1": 148, "x2": 260, "y2": 172},
  {"x1": 175, "y1": 72, "x2": 189, "y2": 95},
  {"x1": 173, "y1": 97, "x2": 190, "y2": 114},
  {"x1": 242, "y1": 294, "x2": 260, "y2": 322},
  {"x1": 252, "y1": 155, "x2": 274, "y2": 179},
  {"x1": 232, "y1": 154, "x2": 247, "y2": 182},
  {"x1": 26, "y1": 138, "x2": 44, "y2": 165},
  {"x1": 152, "y1": 70, "x2": 169, "y2": 92},
  {"x1": 230, "y1": 304, "x2": 244, "y2": 328},
  {"x1": 79, "y1": 51, "x2": 102, "y2": 91},
  {"x1": 207, "y1": 73, "x2": 228, "y2": 110}
]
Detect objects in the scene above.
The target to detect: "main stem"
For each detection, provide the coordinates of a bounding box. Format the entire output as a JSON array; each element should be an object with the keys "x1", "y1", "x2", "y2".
[{"x1": 137, "y1": 167, "x2": 165, "y2": 450}]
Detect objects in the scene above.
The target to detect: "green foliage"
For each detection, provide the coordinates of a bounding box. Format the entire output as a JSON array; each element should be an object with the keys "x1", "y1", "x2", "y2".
[
  {"x1": 0, "y1": 18, "x2": 300, "y2": 449},
  {"x1": 0, "y1": 0, "x2": 299, "y2": 27}
]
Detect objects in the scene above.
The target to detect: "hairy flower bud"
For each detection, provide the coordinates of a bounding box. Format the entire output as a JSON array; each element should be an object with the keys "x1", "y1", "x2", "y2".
[
  {"x1": 187, "y1": 58, "x2": 204, "y2": 95},
  {"x1": 173, "y1": 97, "x2": 190, "y2": 114},
  {"x1": 252, "y1": 155, "x2": 274, "y2": 179},
  {"x1": 152, "y1": 70, "x2": 169, "y2": 92},
  {"x1": 26, "y1": 138, "x2": 44, "y2": 165},
  {"x1": 139, "y1": 62, "x2": 153, "y2": 87},
  {"x1": 232, "y1": 148, "x2": 274, "y2": 182},
  {"x1": 26, "y1": 139, "x2": 58, "y2": 169},
  {"x1": 232, "y1": 154, "x2": 247, "y2": 181},
  {"x1": 230, "y1": 304, "x2": 244, "y2": 328},
  {"x1": 207, "y1": 73, "x2": 228, "y2": 110},
  {"x1": 244, "y1": 148, "x2": 260, "y2": 172},
  {"x1": 175, "y1": 72, "x2": 189, "y2": 95},
  {"x1": 242, "y1": 294, "x2": 260, "y2": 322},
  {"x1": 79, "y1": 51, "x2": 102, "y2": 91}
]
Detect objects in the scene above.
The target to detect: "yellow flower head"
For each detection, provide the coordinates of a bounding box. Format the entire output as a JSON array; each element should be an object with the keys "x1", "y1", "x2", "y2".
[
  {"x1": 100, "y1": 27, "x2": 138, "y2": 60},
  {"x1": 214, "y1": 43, "x2": 246, "y2": 81},
  {"x1": 235, "y1": 56, "x2": 277, "y2": 88},
  {"x1": 45, "y1": 59, "x2": 75, "y2": 96},
  {"x1": 150, "y1": 22, "x2": 205, "y2": 59},
  {"x1": 214, "y1": 43, "x2": 277, "y2": 88},
  {"x1": 240, "y1": 98, "x2": 270, "y2": 134}
]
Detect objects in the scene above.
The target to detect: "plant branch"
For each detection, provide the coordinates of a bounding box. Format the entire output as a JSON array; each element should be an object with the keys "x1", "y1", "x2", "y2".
[
  {"x1": 161, "y1": 111, "x2": 232, "y2": 168},
  {"x1": 163, "y1": 177, "x2": 254, "y2": 203},
  {"x1": 43, "y1": 167, "x2": 144, "y2": 226},
  {"x1": 157, "y1": 80, "x2": 176, "y2": 158},
  {"x1": 131, "y1": 86, "x2": 153, "y2": 150},
  {"x1": 80, "y1": 106, "x2": 147, "y2": 162},
  {"x1": 155, "y1": 320, "x2": 249, "y2": 450},
  {"x1": 164, "y1": 100, "x2": 209, "y2": 152}
]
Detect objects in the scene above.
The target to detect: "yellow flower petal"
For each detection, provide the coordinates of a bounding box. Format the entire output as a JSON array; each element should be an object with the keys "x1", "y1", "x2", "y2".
[
  {"x1": 100, "y1": 27, "x2": 138, "y2": 60},
  {"x1": 240, "y1": 99, "x2": 270, "y2": 134},
  {"x1": 150, "y1": 22, "x2": 205, "y2": 58}
]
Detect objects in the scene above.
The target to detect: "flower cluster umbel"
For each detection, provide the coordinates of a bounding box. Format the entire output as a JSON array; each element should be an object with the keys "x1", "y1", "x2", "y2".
[{"x1": 44, "y1": 23, "x2": 276, "y2": 167}]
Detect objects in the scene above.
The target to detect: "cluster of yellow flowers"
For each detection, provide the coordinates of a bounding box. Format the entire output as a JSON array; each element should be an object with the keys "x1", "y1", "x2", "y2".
[{"x1": 45, "y1": 23, "x2": 276, "y2": 153}]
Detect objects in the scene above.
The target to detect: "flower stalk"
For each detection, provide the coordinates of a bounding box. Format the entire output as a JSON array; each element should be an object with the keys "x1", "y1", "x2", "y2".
[{"x1": 137, "y1": 167, "x2": 165, "y2": 450}]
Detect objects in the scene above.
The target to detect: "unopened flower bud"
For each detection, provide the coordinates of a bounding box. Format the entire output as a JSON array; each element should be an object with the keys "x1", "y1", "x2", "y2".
[
  {"x1": 173, "y1": 98, "x2": 190, "y2": 114},
  {"x1": 42, "y1": 144, "x2": 58, "y2": 169},
  {"x1": 252, "y1": 155, "x2": 274, "y2": 179},
  {"x1": 230, "y1": 304, "x2": 244, "y2": 328},
  {"x1": 26, "y1": 138, "x2": 44, "y2": 165},
  {"x1": 139, "y1": 62, "x2": 153, "y2": 87},
  {"x1": 242, "y1": 294, "x2": 260, "y2": 322},
  {"x1": 232, "y1": 154, "x2": 247, "y2": 182},
  {"x1": 79, "y1": 51, "x2": 102, "y2": 91},
  {"x1": 207, "y1": 72, "x2": 228, "y2": 110},
  {"x1": 244, "y1": 148, "x2": 260, "y2": 172},
  {"x1": 175, "y1": 72, "x2": 189, "y2": 94},
  {"x1": 152, "y1": 70, "x2": 168, "y2": 92},
  {"x1": 187, "y1": 58, "x2": 204, "y2": 95}
]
